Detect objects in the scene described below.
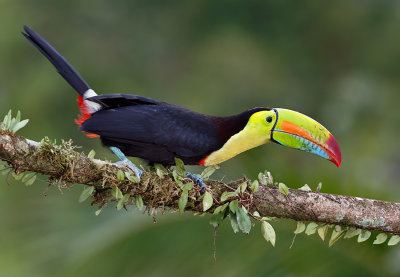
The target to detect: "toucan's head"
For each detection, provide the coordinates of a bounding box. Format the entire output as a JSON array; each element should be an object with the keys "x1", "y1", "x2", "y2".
[{"x1": 249, "y1": 108, "x2": 341, "y2": 167}]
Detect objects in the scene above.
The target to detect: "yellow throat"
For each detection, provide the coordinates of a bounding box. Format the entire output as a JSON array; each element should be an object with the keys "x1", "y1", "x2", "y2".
[{"x1": 202, "y1": 111, "x2": 271, "y2": 166}]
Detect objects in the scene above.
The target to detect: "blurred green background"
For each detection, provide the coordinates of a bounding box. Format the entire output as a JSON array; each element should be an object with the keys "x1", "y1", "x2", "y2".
[{"x1": 1, "y1": 1, "x2": 400, "y2": 276}]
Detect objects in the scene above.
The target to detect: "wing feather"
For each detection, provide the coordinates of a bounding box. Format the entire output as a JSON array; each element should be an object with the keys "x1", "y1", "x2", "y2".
[{"x1": 86, "y1": 94, "x2": 160, "y2": 109}]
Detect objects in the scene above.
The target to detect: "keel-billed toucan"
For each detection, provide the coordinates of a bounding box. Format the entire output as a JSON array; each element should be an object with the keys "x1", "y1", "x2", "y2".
[{"x1": 22, "y1": 25, "x2": 341, "y2": 189}]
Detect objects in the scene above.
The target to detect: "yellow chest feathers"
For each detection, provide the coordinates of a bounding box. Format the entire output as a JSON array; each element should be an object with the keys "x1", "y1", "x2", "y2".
[{"x1": 202, "y1": 112, "x2": 272, "y2": 166}]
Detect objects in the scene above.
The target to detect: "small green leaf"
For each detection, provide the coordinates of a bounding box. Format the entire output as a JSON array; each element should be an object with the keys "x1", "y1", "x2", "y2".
[
  {"x1": 261, "y1": 221, "x2": 276, "y2": 247},
  {"x1": 8, "y1": 118, "x2": 17, "y2": 132},
  {"x1": 229, "y1": 199, "x2": 239, "y2": 213},
  {"x1": 87, "y1": 149, "x2": 96, "y2": 159},
  {"x1": 265, "y1": 171, "x2": 273, "y2": 185},
  {"x1": 117, "y1": 188, "x2": 123, "y2": 199},
  {"x1": 111, "y1": 187, "x2": 117, "y2": 198},
  {"x1": 172, "y1": 169, "x2": 178, "y2": 180},
  {"x1": 174, "y1": 158, "x2": 186, "y2": 175},
  {"x1": 238, "y1": 182, "x2": 247, "y2": 194},
  {"x1": 193, "y1": 212, "x2": 206, "y2": 216},
  {"x1": 329, "y1": 226, "x2": 345, "y2": 247},
  {"x1": 184, "y1": 182, "x2": 194, "y2": 191},
  {"x1": 299, "y1": 184, "x2": 312, "y2": 191},
  {"x1": 203, "y1": 191, "x2": 213, "y2": 212},
  {"x1": 117, "y1": 193, "x2": 130, "y2": 210},
  {"x1": 156, "y1": 168, "x2": 164, "y2": 178},
  {"x1": 79, "y1": 186, "x2": 95, "y2": 203},
  {"x1": 209, "y1": 210, "x2": 226, "y2": 228},
  {"x1": 5, "y1": 110, "x2": 12, "y2": 129},
  {"x1": 16, "y1": 111, "x2": 21, "y2": 122},
  {"x1": 388, "y1": 235, "x2": 400, "y2": 246},
  {"x1": 2, "y1": 113, "x2": 9, "y2": 128},
  {"x1": 344, "y1": 227, "x2": 360, "y2": 239},
  {"x1": 12, "y1": 172, "x2": 24, "y2": 180},
  {"x1": 258, "y1": 172, "x2": 266, "y2": 185},
  {"x1": 154, "y1": 163, "x2": 167, "y2": 173},
  {"x1": 373, "y1": 233, "x2": 388, "y2": 245},
  {"x1": 357, "y1": 230, "x2": 371, "y2": 243},
  {"x1": 236, "y1": 206, "x2": 251, "y2": 234},
  {"x1": 1, "y1": 168, "x2": 10, "y2": 176},
  {"x1": 305, "y1": 222, "x2": 319, "y2": 235},
  {"x1": 0, "y1": 166, "x2": 8, "y2": 175},
  {"x1": 111, "y1": 187, "x2": 123, "y2": 199},
  {"x1": 317, "y1": 225, "x2": 329, "y2": 241},
  {"x1": 278, "y1": 183, "x2": 289, "y2": 195},
  {"x1": 12, "y1": 119, "x2": 29, "y2": 133},
  {"x1": 251, "y1": 180, "x2": 259, "y2": 193},
  {"x1": 135, "y1": 195, "x2": 144, "y2": 210},
  {"x1": 200, "y1": 166, "x2": 216, "y2": 179},
  {"x1": 125, "y1": 172, "x2": 138, "y2": 183},
  {"x1": 294, "y1": 222, "x2": 306, "y2": 234},
  {"x1": 253, "y1": 211, "x2": 260, "y2": 217},
  {"x1": 117, "y1": 170, "x2": 125, "y2": 181},
  {"x1": 213, "y1": 202, "x2": 229, "y2": 215},
  {"x1": 172, "y1": 169, "x2": 182, "y2": 184},
  {"x1": 230, "y1": 213, "x2": 239, "y2": 233},
  {"x1": 22, "y1": 172, "x2": 35, "y2": 183},
  {"x1": 24, "y1": 174, "x2": 36, "y2": 186},
  {"x1": 221, "y1": 191, "x2": 237, "y2": 202},
  {"x1": 178, "y1": 190, "x2": 188, "y2": 214}
]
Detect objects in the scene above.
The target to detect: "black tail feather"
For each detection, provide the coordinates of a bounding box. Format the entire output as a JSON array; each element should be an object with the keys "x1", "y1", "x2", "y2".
[{"x1": 22, "y1": 25, "x2": 90, "y2": 95}]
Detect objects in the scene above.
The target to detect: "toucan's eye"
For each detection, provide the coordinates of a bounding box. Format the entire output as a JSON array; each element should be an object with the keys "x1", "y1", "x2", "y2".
[{"x1": 266, "y1": 116, "x2": 273, "y2": 123}]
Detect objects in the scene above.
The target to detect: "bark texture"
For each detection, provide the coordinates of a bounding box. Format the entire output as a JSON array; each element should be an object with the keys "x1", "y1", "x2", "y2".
[{"x1": 1, "y1": 130, "x2": 399, "y2": 235}]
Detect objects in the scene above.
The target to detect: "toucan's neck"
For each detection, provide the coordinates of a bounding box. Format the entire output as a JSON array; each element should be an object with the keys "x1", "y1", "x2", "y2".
[
  {"x1": 200, "y1": 107, "x2": 271, "y2": 166},
  {"x1": 212, "y1": 107, "x2": 271, "y2": 144}
]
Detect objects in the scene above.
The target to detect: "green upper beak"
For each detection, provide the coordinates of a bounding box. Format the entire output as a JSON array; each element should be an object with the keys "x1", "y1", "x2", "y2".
[{"x1": 271, "y1": 108, "x2": 341, "y2": 167}]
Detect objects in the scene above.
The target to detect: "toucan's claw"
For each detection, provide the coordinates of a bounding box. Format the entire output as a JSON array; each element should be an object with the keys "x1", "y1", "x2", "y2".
[
  {"x1": 185, "y1": 172, "x2": 206, "y2": 194},
  {"x1": 110, "y1": 147, "x2": 143, "y2": 181}
]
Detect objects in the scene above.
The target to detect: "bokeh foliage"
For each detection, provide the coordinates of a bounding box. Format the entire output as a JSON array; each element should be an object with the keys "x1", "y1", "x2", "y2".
[{"x1": 1, "y1": 1, "x2": 400, "y2": 276}]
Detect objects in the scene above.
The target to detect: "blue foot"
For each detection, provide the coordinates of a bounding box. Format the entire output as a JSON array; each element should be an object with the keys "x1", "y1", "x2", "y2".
[
  {"x1": 109, "y1": 147, "x2": 142, "y2": 181},
  {"x1": 185, "y1": 172, "x2": 206, "y2": 194}
]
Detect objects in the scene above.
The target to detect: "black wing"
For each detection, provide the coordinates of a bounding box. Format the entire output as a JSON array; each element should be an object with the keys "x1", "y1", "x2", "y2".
[
  {"x1": 87, "y1": 94, "x2": 160, "y2": 109},
  {"x1": 80, "y1": 100, "x2": 222, "y2": 165}
]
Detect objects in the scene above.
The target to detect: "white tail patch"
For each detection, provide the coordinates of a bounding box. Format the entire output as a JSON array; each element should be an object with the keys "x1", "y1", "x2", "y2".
[
  {"x1": 83, "y1": 89, "x2": 97, "y2": 99},
  {"x1": 83, "y1": 89, "x2": 101, "y2": 113}
]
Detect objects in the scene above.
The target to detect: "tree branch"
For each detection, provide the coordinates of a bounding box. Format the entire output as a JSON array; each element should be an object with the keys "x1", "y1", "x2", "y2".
[{"x1": 1, "y1": 130, "x2": 399, "y2": 235}]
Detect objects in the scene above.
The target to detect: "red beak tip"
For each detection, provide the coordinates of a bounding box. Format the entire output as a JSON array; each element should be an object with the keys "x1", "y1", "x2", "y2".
[
  {"x1": 326, "y1": 134, "x2": 341, "y2": 168},
  {"x1": 330, "y1": 152, "x2": 341, "y2": 167}
]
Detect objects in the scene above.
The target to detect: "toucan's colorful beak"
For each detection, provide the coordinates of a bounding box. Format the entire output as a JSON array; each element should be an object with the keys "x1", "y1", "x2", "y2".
[{"x1": 271, "y1": 108, "x2": 341, "y2": 167}]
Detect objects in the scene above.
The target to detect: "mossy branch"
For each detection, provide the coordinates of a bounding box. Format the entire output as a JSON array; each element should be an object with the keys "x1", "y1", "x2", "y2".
[{"x1": 1, "y1": 130, "x2": 400, "y2": 236}]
